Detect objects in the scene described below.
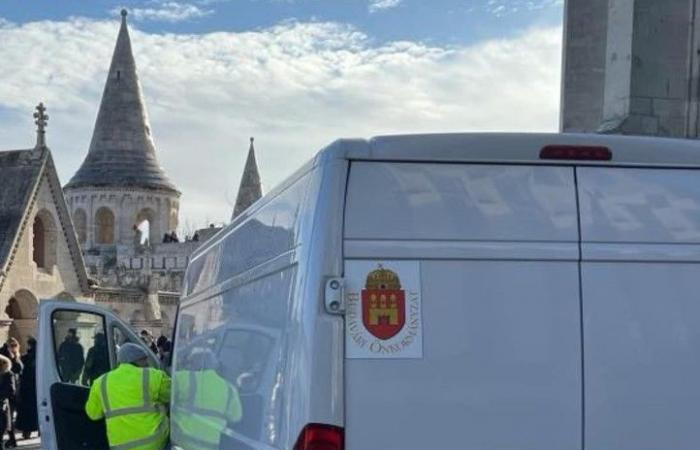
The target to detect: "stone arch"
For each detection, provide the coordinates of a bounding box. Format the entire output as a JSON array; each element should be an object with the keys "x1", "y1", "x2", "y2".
[
  {"x1": 135, "y1": 208, "x2": 158, "y2": 244},
  {"x1": 33, "y1": 209, "x2": 57, "y2": 270},
  {"x1": 5, "y1": 289, "x2": 39, "y2": 343},
  {"x1": 73, "y1": 208, "x2": 87, "y2": 244},
  {"x1": 95, "y1": 207, "x2": 115, "y2": 244}
]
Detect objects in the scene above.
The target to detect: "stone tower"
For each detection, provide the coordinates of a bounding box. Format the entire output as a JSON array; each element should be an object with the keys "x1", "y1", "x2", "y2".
[
  {"x1": 561, "y1": 0, "x2": 700, "y2": 137},
  {"x1": 232, "y1": 137, "x2": 263, "y2": 219},
  {"x1": 64, "y1": 9, "x2": 180, "y2": 248}
]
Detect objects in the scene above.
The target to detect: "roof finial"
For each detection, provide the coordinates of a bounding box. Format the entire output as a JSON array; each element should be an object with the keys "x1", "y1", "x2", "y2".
[
  {"x1": 33, "y1": 102, "x2": 48, "y2": 148},
  {"x1": 121, "y1": 9, "x2": 128, "y2": 23},
  {"x1": 250, "y1": 136, "x2": 254, "y2": 145}
]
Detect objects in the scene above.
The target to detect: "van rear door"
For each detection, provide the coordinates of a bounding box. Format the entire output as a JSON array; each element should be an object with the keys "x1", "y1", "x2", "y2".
[
  {"x1": 37, "y1": 300, "x2": 159, "y2": 450},
  {"x1": 343, "y1": 162, "x2": 582, "y2": 450},
  {"x1": 578, "y1": 167, "x2": 700, "y2": 450}
]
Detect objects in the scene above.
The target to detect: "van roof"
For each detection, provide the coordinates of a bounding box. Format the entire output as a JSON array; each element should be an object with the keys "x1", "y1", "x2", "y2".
[{"x1": 317, "y1": 133, "x2": 700, "y2": 167}]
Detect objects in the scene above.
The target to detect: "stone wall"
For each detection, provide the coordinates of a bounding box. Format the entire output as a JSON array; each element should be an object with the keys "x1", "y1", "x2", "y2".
[
  {"x1": 0, "y1": 174, "x2": 92, "y2": 344},
  {"x1": 83, "y1": 239, "x2": 200, "y2": 339},
  {"x1": 561, "y1": 0, "x2": 610, "y2": 132},
  {"x1": 562, "y1": 0, "x2": 700, "y2": 138},
  {"x1": 65, "y1": 186, "x2": 179, "y2": 248}
]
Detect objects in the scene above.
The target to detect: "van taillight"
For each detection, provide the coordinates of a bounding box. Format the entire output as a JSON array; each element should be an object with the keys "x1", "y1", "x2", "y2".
[
  {"x1": 540, "y1": 145, "x2": 612, "y2": 161},
  {"x1": 293, "y1": 424, "x2": 344, "y2": 450}
]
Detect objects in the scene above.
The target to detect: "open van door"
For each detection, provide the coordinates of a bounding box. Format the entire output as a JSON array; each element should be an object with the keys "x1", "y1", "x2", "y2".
[{"x1": 37, "y1": 300, "x2": 159, "y2": 450}]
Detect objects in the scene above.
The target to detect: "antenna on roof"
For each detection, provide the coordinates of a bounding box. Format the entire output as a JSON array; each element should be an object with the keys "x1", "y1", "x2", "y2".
[{"x1": 33, "y1": 102, "x2": 48, "y2": 148}]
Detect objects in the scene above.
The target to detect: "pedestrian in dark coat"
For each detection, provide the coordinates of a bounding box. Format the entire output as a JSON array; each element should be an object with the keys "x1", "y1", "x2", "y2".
[
  {"x1": 0, "y1": 339, "x2": 22, "y2": 448},
  {"x1": 56, "y1": 329, "x2": 84, "y2": 383},
  {"x1": 0, "y1": 355, "x2": 16, "y2": 450},
  {"x1": 81, "y1": 333, "x2": 110, "y2": 386},
  {"x1": 0, "y1": 339, "x2": 23, "y2": 377},
  {"x1": 15, "y1": 338, "x2": 37, "y2": 439}
]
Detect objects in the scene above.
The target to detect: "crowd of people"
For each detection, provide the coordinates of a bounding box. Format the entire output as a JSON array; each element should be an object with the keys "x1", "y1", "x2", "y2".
[
  {"x1": 55, "y1": 329, "x2": 173, "y2": 391},
  {"x1": 0, "y1": 337, "x2": 38, "y2": 449},
  {"x1": 140, "y1": 330, "x2": 172, "y2": 364},
  {"x1": 0, "y1": 329, "x2": 173, "y2": 450}
]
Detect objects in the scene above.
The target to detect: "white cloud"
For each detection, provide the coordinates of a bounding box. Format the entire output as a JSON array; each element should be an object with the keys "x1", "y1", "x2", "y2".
[
  {"x1": 112, "y1": 2, "x2": 212, "y2": 23},
  {"x1": 485, "y1": 0, "x2": 563, "y2": 17},
  {"x1": 368, "y1": 0, "x2": 402, "y2": 13},
  {"x1": 0, "y1": 17, "x2": 562, "y2": 229}
]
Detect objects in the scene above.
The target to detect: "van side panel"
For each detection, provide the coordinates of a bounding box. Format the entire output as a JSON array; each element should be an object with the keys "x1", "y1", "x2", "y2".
[
  {"x1": 344, "y1": 162, "x2": 582, "y2": 450},
  {"x1": 579, "y1": 168, "x2": 700, "y2": 450},
  {"x1": 176, "y1": 170, "x2": 316, "y2": 450}
]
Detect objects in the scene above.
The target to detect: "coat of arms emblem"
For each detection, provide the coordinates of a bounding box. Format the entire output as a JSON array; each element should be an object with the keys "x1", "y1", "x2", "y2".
[{"x1": 362, "y1": 265, "x2": 406, "y2": 340}]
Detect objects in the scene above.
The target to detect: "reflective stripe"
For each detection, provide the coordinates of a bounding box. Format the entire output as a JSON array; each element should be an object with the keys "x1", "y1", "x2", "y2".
[
  {"x1": 102, "y1": 368, "x2": 158, "y2": 419},
  {"x1": 225, "y1": 386, "x2": 233, "y2": 414},
  {"x1": 189, "y1": 407, "x2": 228, "y2": 422},
  {"x1": 176, "y1": 373, "x2": 229, "y2": 422},
  {"x1": 110, "y1": 419, "x2": 168, "y2": 450},
  {"x1": 101, "y1": 374, "x2": 111, "y2": 413},
  {"x1": 142, "y1": 369, "x2": 150, "y2": 405},
  {"x1": 104, "y1": 405, "x2": 161, "y2": 419},
  {"x1": 187, "y1": 371, "x2": 196, "y2": 404}
]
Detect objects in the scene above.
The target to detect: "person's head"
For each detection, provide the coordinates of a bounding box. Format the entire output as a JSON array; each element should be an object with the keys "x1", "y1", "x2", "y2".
[
  {"x1": 27, "y1": 337, "x2": 37, "y2": 351},
  {"x1": 140, "y1": 330, "x2": 153, "y2": 344},
  {"x1": 7, "y1": 337, "x2": 19, "y2": 354},
  {"x1": 117, "y1": 343, "x2": 150, "y2": 368},
  {"x1": 94, "y1": 333, "x2": 106, "y2": 346},
  {"x1": 67, "y1": 328, "x2": 77, "y2": 340},
  {"x1": 0, "y1": 355, "x2": 10, "y2": 374},
  {"x1": 156, "y1": 335, "x2": 168, "y2": 349}
]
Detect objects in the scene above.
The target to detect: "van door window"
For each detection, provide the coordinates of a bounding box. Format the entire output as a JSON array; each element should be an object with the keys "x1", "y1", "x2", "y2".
[
  {"x1": 111, "y1": 324, "x2": 159, "y2": 368},
  {"x1": 51, "y1": 310, "x2": 108, "y2": 386}
]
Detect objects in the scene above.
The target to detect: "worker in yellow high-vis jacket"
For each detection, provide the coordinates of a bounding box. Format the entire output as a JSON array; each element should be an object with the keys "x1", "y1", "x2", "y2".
[
  {"x1": 171, "y1": 351, "x2": 242, "y2": 450},
  {"x1": 86, "y1": 343, "x2": 171, "y2": 450}
]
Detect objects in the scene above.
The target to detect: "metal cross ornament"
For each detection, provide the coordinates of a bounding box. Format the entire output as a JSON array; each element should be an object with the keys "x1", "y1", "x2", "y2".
[{"x1": 34, "y1": 102, "x2": 48, "y2": 147}]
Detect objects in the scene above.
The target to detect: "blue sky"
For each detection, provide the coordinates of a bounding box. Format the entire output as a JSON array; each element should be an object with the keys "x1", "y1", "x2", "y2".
[
  {"x1": 0, "y1": 0, "x2": 564, "y2": 228},
  {"x1": 0, "y1": 0, "x2": 563, "y2": 44}
]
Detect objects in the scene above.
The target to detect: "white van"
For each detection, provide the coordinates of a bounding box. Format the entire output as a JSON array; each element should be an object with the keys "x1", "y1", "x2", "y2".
[{"x1": 38, "y1": 133, "x2": 700, "y2": 450}]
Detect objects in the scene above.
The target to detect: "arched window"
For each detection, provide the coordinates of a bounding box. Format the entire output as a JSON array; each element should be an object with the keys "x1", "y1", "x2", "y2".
[
  {"x1": 136, "y1": 208, "x2": 157, "y2": 245},
  {"x1": 73, "y1": 209, "x2": 87, "y2": 244},
  {"x1": 33, "y1": 217, "x2": 45, "y2": 267},
  {"x1": 33, "y1": 209, "x2": 57, "y2": 269},
  {"x1": 95, "y1": 207, "x2": 115, "y2": 244}
]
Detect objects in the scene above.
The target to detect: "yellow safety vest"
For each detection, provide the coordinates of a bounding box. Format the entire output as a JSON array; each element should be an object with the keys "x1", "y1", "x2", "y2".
[
  {"x1": 85, "y1": 363, "x2": 171, "y2": 450},
  {"x1": 171, "y1": 369, "x2": 242, "y2": 450}
]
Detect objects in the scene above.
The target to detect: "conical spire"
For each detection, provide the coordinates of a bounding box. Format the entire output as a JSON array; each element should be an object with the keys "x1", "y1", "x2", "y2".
[
  {"x1": 232, "y1": 137, "x2": 263, "y2": 219},
  {"x1": 65, "y1": 10, "x2": 177, "y2": 193}
]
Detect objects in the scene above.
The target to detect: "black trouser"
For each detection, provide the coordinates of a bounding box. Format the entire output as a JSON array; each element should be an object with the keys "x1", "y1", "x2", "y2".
[{"x1": 5, "y1": 401, "x2": 16, "y2": 446}]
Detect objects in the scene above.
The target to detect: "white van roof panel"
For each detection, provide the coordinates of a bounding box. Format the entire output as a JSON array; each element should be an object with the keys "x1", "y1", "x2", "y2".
[{"x1": 317, "y1": 133, "x2": 700, "y2": 167}]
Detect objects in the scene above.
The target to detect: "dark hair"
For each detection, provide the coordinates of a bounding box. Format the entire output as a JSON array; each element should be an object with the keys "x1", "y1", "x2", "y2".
[
  {"x1": 140, "y1": 330, "x2": 150, "y2": 337},
  {"x1": 68, "y1": 328, "x2": 77, "y2": 336},
  {"x1": 27, "y1": 337, "x2": 37, "y2": 349},
  {"x1": 156, "y1": 335, "x2": 168, "y2": 348}
]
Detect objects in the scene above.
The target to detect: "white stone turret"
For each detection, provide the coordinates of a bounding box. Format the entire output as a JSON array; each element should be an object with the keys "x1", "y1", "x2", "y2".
[{"x1": 64, "y1": 10, "x2": 180, "y2": 248}]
